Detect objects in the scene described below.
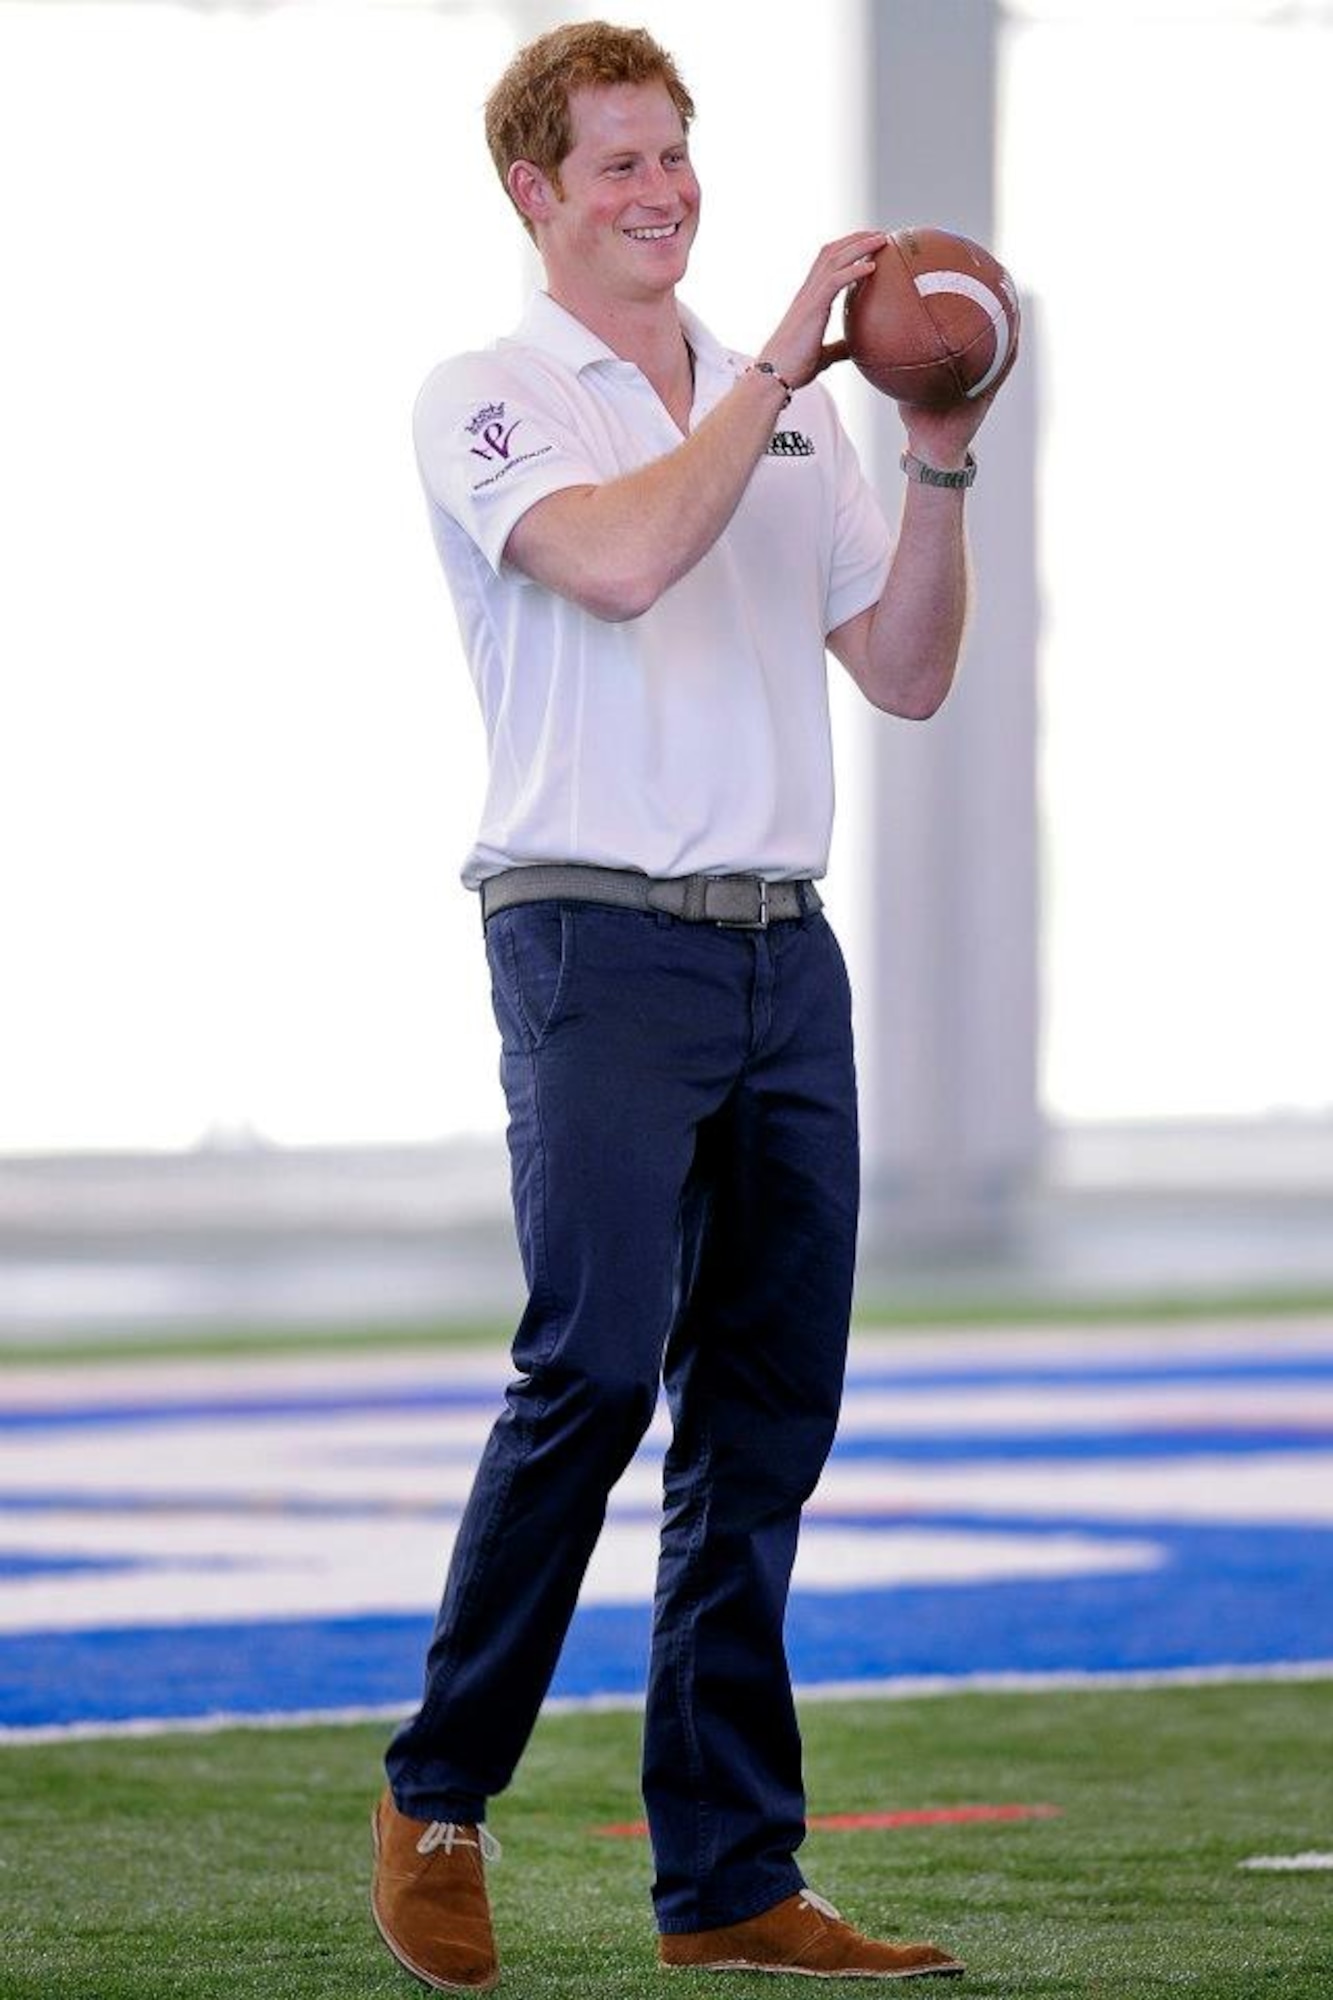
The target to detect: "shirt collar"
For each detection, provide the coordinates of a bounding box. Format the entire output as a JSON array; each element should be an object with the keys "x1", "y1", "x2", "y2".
[{"x1": 507, "y1": 291, "x2": 736, "y2": 382}]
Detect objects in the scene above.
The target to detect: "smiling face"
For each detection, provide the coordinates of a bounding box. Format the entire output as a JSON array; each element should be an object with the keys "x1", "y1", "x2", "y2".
[{"x1": 510, "y1": 80, "x2": 701, "y2": 319}]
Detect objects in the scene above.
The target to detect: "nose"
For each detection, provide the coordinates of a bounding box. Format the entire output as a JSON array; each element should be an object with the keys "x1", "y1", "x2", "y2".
[{"x1": 641, "y1": 158, "x2": 681, "y2": 207}]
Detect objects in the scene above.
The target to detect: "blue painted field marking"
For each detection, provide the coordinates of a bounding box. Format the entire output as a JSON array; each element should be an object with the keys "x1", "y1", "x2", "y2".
[
  {"x1": 4, "y1": 1353, "x2": 1333, "y2": 1433},
  {"x1": 2, "y1": 1322, "x2": 1332, "y2": 1734},
  {"x1": 829, "y1": 1429, "x2": 1333, "y2": 1460}
]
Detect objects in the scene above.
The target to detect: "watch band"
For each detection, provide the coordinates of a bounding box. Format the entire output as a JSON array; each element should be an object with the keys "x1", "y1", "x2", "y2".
[{"x1": 900, "y1": 449, "x2": 977, "y2": 489}]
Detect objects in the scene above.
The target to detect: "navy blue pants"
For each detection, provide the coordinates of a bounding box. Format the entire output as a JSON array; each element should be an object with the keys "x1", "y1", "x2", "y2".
[{"x1": 386, "y1": 899, "x2": 860, "y2": 1932}]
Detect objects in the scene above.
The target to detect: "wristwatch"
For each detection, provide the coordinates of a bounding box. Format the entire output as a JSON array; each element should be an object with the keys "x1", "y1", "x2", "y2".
[{"x1": 900, "y1": 450, "x2": 977, "y2": 489}]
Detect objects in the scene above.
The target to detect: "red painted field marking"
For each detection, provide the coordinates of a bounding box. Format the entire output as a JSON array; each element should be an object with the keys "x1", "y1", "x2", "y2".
[{"x1": 594, "y1": 1803, "x2": 1063, "y2": 1838}]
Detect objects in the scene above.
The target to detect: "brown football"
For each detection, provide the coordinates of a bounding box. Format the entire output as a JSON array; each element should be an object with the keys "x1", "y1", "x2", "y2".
[{"x1": 844, "y1": 225, "x2": 1020, "y2": 407}]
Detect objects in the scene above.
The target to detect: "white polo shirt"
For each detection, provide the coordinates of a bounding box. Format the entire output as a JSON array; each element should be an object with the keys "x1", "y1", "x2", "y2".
[{"x1": 413, "y1": 292, "x2": 892, "y2": 889}]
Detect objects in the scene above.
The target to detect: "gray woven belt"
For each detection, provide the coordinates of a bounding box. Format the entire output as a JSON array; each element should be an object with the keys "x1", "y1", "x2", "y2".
[{"x1": 479, "y1": 865, "x2": 820, "y2": 930}]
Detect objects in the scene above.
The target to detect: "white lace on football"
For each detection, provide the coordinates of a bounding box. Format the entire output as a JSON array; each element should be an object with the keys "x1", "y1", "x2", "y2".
[
  {"x1": 799, "y1": 1889, "x2": 842, "y2": 1922},
  {"x1": 415, "y1": 1822, "x2": 502, "y2": 1863}
]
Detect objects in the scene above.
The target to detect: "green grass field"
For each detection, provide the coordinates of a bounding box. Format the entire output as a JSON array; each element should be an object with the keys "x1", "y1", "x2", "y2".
[{"x1": 3, "y1": 1680, "x2": 1331, "y2": 1998}]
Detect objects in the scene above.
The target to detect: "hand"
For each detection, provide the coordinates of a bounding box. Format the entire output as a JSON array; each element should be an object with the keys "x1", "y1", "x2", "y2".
[
  {"x1": 759, "y1": 231, "x2": 889, "y2": 389},
  {"x1": 898, "y1": 318, "x2": 1020, "y2": 469}
]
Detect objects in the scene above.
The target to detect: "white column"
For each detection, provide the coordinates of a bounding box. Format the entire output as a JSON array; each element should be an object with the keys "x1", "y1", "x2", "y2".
[{"x1": 856, "y1": 0, "x2": 1042, "y2": 1249}]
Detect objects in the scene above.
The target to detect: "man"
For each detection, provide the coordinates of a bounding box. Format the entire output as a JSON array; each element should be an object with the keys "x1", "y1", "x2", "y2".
[{"x1": 372, "y1": 20, "x2": 1006, "y2": 1991}]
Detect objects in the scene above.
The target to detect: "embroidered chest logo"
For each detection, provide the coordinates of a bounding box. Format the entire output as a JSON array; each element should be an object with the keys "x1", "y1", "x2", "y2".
[
  {"x1": 466, "y1": 401, "x2": 522, "y2": 462},
  {"x1": 766, "y1": 430, "x2": 816, "y2": 458}
]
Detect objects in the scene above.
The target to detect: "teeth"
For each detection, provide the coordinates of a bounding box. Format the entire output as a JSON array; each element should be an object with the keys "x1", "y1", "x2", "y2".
[{"x1": 626, "y1": 224, "x2": 677, "y2": 240}]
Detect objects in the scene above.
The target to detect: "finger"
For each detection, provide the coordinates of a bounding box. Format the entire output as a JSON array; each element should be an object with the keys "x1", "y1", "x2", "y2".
[
  {"x1": 825, "y1": 229, "x2": 889, "y2": 262},
  {"x1": 806, "y1": 232, "x2": 887, "y2": 288},
  {"x1": 816, "y1": 338, "x2": 851, "y2": 373}
]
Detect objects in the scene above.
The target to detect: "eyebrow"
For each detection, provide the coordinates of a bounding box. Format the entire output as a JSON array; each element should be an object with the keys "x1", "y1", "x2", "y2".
[{"x1": 596, "y1": 139, "x2": 689, "y2": 165}]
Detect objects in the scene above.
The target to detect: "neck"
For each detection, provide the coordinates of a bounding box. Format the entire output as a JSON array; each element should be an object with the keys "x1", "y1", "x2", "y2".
[
  {"x1": 546, "y1": 282, "x2": 695, "y2": 423},
  {"x1": 547, "y1": 278, "x2": 685, "y2": 373}
]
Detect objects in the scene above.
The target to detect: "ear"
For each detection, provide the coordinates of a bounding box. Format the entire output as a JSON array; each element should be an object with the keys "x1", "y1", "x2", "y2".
[{"x1": 507, "y1": 159, "x2": 558, "y2": 230}]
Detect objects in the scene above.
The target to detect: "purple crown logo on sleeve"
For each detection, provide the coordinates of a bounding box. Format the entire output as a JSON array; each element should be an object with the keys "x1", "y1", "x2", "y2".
[
  {"x1": 465, "y1": 401, "x2": 506, "y2": 436},
  {"x1": 465, "y1": 401, "x2": 523, "y2": 464}
]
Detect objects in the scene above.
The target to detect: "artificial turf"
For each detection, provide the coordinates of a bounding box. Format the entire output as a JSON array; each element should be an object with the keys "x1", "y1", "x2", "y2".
[{"x1": 1, "y1": 1680, "x2": 1330, "y2": 1998}]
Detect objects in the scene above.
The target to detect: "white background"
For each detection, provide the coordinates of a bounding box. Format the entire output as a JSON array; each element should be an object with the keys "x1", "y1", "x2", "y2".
[{"x1": 2, "y1": 0, "x2": 1329, "y2": 1152}]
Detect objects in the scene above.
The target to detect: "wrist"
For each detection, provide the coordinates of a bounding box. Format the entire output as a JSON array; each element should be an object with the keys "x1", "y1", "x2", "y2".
[{"x1": 748, "y1": 359, "x2": 793, "y2": 409}]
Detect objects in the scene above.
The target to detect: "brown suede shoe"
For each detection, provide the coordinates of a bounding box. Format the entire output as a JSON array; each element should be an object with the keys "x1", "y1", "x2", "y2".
[
  {"x1": 658, "y1": 1889, "x2": 964, "y2": 1980},
  {"x1": 371, "y1": 1788, "x2": 500, "y2": 1992}
]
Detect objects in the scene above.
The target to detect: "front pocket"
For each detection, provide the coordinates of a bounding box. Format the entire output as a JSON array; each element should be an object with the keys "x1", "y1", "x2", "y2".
[{"x1": 486, "y1": 902, "x2": 575, "y2": 1051}]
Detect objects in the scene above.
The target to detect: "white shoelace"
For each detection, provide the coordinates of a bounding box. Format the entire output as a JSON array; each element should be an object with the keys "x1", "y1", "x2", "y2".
[
  {"x1": 415, "y1": 1821, "x2": 503, "y2": 1863},
  {"x1": 799, "y1": 1889, "x2": 842, "y2": 1922}
]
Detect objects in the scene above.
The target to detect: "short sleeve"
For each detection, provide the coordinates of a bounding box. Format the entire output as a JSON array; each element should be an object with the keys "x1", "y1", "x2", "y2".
[
  {"x1": 821, "y1": 399, "x2": 894, "y2": 637},
  {"x1": 413, "y1": 354, "x2": 603, "y2": 574}
]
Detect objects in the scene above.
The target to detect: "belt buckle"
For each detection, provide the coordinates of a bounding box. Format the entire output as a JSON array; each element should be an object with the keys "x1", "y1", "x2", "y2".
[{"x1": 715, "y1": 877, "x2": 769, "y2": 930}]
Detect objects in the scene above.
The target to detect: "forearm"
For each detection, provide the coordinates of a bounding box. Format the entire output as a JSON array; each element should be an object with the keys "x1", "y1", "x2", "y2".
[
  {"x1": 855, "y1": 482, "x2": 971, "y2": 719},
  {"x1": 504, "y1": 367, "x2": 790, "y2": 621}
]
